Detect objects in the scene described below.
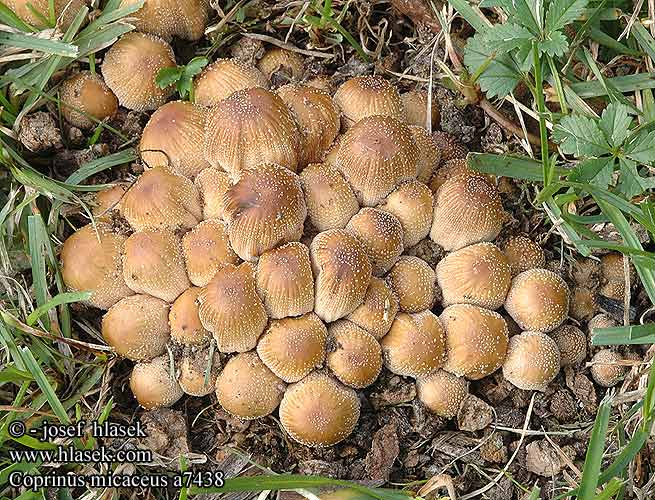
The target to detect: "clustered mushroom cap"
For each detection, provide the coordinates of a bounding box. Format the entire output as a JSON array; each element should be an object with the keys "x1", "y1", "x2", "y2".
[
  {"x1": 179, "y1": 346, "x2": 221, "y2": 396},
  {"x1": 194, "y1": 58, "x2": 270, "y2": 107},
  {"x1": 59, "y1": 72, "x2": 118, "y2": 129},
  {"x1": 93, "y1": 184, "x2": 128, "y2": 221},
  {"x1": 327, "y1": 320, "x2": 383, "y2": 388},
  {"x1": 429, "y1": 159, "x2": 494, "y2": 194},
  {"x1": 182, "y1": 220, "x2": 240, "y2": 287},
  {"x1": 569, "y1": 286, "x2": 597, "y2": 321},
  {"x1": 502, "y1": 235, "x2": 545, "y2": 276},
  {"x1": 502, "y1": 331, "x2": 561, "y2": 391},
  {"x1": 130, "y1": 355, "x2": 183, "y2": 409},
  {"x1": 6, "y1": 0, "x2": 85, "y2": 28},
  {"x1": 194, "y1": 167, "x2": 231, "y2": 221},
  {"x1": 600, "y1": 252, "x2": 635, "y2": 283},
  {"x1": 401, "y1": 90, "x2": 440, "y2": 130},
  {"x1": 119, "y1": 0, "x2": 209, "y2": 40},
  {"x1": 590, "y1": 349, "x2": 627, "y2": 387},
  {"x1": 386, "y1": 256, "x2": 436, "y2": 313},
  {"x1": 333, "y1": 76, "x2": 404, "y2": 129},
  {"x1": 409, "y1": 126, "x2": 441, "y2": 184},
  {"x1": 257, "y1": 48, "x2": 305, "y2": 82},
  {"x1": 416, "y1": 369, "x2": 468, "y2": 418},
  {"x1": 346, "y1": 277, "x2": 399, "y2": 339},
  {"x1": 168, "y1": 287, "x2": 211, "y2": 345},
  {"x1": 379, "y1": 180, "x2": 434, "y2": 248},
  {"x1": 431, "y1": 131, "x2": 468, "y2": 163},
  {"x1": 550, "y1": 324, "x2": 587, "y2": 366}
]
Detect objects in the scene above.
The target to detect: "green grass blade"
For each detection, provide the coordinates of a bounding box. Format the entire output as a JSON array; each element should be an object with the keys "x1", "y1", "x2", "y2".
[
  {"x1": 0, "y1": 0, "x2": 35, "y2": 30},
  {"x1": 578, "y1": 394, "x2": 613, "y2": 499},
  {"x1": 20, "y1": 347, "x2": 70, "y2": 424},
  {"x1": 0, "y1": 32, "x2": 78, "y2": 57},
  {"x1": 26, "y1": 291, "x2": 91, "y2": 326},
  {"x1": 468, "y1": 152, "x2": 567, "y2": 181},
  {"x1": 569, "y1": 73, "x2": 655, "y2": 97},
  {"x1": 446, "y1": 0, "x2": 489, "y2": 32},
  {"x1": 592, "y1": 324, "x2": 655, "y2": 345}
]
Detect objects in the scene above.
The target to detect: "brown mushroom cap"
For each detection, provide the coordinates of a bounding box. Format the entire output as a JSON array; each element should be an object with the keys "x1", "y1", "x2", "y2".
[
  {"x1": 122, "y1": 228, "x2": 190, "y2": 302},
  {"x1": 102, "y1": 294, "x2": 170, "y2": 361},
  {"x1": 222, "y1": 162, "x2": 307, "y2": 262},
  {"x1": 5, "y1": 0, "x2": 85, "y2": 28},
  {"x1": 335, "y1": 115, "x2": 419, "y2": 206},
  {"x1": 441, "y1": 304, "x2": 509, "y2": 380},
  {"x1": 333, "y1": 76, "x2": 404, "y2": 129},
  {"x1": 299, "y1": 162, "x2": 359, "y2": 232},
  {"x1": 346, "y1": 277, "x2": 399, "y2": 339},
  {"x1": 502, "y1": 235, "x2": 546, "y2": 276},
  {"x1": 130, "y1": 355, "x2": 183, "y2": 410},
  {"x1": 570, "y1": 286, "x2": 597, "y2": 322},
  {"x1": 101, "y1": 33, "x2": 176, "y2": 111},
  {"x1": 93, "y1": 183, "x2": 128, "y2": 222},
  {"x1": 588, "y1": 313, "x2": 618, "y2": 348},
  {"x1": 600, "y1": 280, "x2": 627, "y2": 302},
  {"x1": 169, "y1": 287, "x2": 211, "y2": 346},
  {"x1": 204, "y1": 88, "x2": 300, "y2": 177},
  {"x1": 386, "y1": 256, "x2": 436, "y2": 313},
  {"x1": 600, "y1": 252, "x2": 635, "y2": 283},
  {"x1": 381, "y1": 310, "x2": 446, "y2": 378},
  {"x1": 215, "y1": 351, "x2": 286, "y2": 419},
  {"x1": 416, "y1": 370, "x2": 468, "y2": 418},
  {"x1": 430, "y1": 174, "x2": 507, "y2": 251},
  {"x1": 257, "y1": 48, "x2": 304, "y2": 82},
  {"x1": 194, "y1": 58, "x2": 270, "y2": 107},
  {"x1": 179, "y1": 346, "x2": 221, "y2": 396},
  {"x1": 256, "y1": 312, "x2": 327, "y2": 382},
  {"x1": 429, "y1": 159, "x2": 494, "y2": 194},
  {"x1": 590, "y1": 349, "x2": 627, "y2": 387},
  {"x1": 379, "y1": 180, "x2": 434, "y2": 248},
  {"x1": 182, "y1": 219, "x2": 240, "y2": 287},
  {"x1": 198, "y1": 263, "x2": 268, "y2": 353},
  {"x1": 279, "y1": 371, "x2": 360, "y2": 447},
  {"x1": 502, "y1": 331, "x2": 560, "y2": 391},
  {"x1": 310, "y1": 229, "x2": 372, "y2": 322},
  {"x1": 255, "y1": 242, "x2": 314, "y2": 319},
  {"x1": 504, "y1": 268, "x2": 570, "y2": 333},
  {"x1": 121, "y1": 166, "x2": 203, "y2": 231},
  {"x1": 60, "y1": 223, "x2": 133, "y2": 309},
  {"x1": 194, "y1": 167, "x2": 231, "y2": 221},
  {"x1": 346, "y1": 208, "x2": 404, "y2": 276},
  {"x1": 550, "y1": 325, "x2": 586, "y2": 366},
  {"x1": 59, "y1": 72, "x2": 118, "y2": 130},
  {"x1": 401, "y1": 90, "x2": 440, "y2": 129},
  {"x1": 327, "y1": 320, "x2": 383, "y2": 388},
  {"x1": 119, "y1": 0, "x2": 208, "y2": 40},
  {"x1": 436, "y1": 242, "x2": 512, "y2": 310},
  {"x1": 431, "y1": 131, "x2": 468, "y2": 162},
  {"x1": 409, "y1": 126, "x2": 441, "y2": 184}
]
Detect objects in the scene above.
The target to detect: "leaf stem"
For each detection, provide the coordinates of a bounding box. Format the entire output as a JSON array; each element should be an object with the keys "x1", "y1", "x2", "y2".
[{"x1": 532, "y1": 42, "x2": 551, "y2": 187}]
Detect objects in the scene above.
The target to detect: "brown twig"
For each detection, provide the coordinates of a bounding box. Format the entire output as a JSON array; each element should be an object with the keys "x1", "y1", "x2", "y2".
[{"x1": 479, "y1": 98, "x2": 554, "y2": 148}]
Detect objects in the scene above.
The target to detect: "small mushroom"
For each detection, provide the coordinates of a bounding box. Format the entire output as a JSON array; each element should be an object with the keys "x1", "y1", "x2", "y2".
[
  {"x1": 569, "y1": 286, "x2": 597, "y2": 322},
  {"x1": 378, "y1": 180, "x2": 434, "y2": 248},
  {"x1": 600, "y1": 252, "x2": 635, "y2": 283},
  {"x1": 327, "y1": 320, "x2": 383, "y2": 388},
  {"x1": 431, "y1": 131, "x2": 468, "y2": 162},
  {"x1": 130, "y1": 355, "x2": 183, "y2": 409},
  {"x1": 194, "y1": 58, "x2": 269, "y2": 107},
  {"x1": 6, "y1": 0, "x2": 85, "y2": 28},
  {"x1": 346, "y1": 208, "x2": 404, "y2": 276},
  {"x1": 409, "y1": 125, "x2": 441, "y2": 183},
  {"x1": 93, "y1": 184, "x2": 128, "y2": 222},
  {"x1": 119, "y1": 0, "x2": 209, "y2": 40},
  {"x1": 386, "y1": 256, "x2": 436, "y2": 313},
  {"x1": 550, "y1": 325, "x2": 586, "y2": 366},
  {"x1": 416, "y1": 370, "x2": 468, "y2": 418},
  {"x1": 502, "y1": 235, "x2": 545, "y2": 276},
  {"x1": 590, "y1": 349, "x2": 627, "y2": 387},
  {"x1": 401, "y1": 90, "x2": 440, "y2": 129},
  {"x1": 178, "y1": 345, "x2": 221, "y2": 396},
  {"x1": 257, "y1": 48, "x2": 304, "y2": 82},
  {"x1": 428, "y1": 159, "x2": 488, "y2": 194},
  {"x1": 59, "y1": 72, "x2": 118, "y2": 129},
  {"x1": 346, "y1": 277, "x2": 399, "y2": 339},
  {"x1": 182, "y1": 219, "x2": 240, "y2": 287},
  {"x1": 169, "y1": 287, "x2": 211, "y2": 346},
  {"x1": 194, "y1": 167, "x2": 231, "y2": 221},
  {"x1": 333, "y1": 76, "x2": 404, "y2": 129},
  {"x1": 502, "y1": 331, "x2": 561, "y2": 391}
]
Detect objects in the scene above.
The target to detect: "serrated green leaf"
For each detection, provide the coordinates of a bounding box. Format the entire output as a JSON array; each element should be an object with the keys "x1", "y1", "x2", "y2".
[
  {"x1": 177, "y1": 77, "x2": 192, "y2": 99},
  {"x1": 464, "y1": 31, "x2": 523, "y2": 98},
  {"x1": 617, "y1": 158, "x2": 655, "y2": 197},
  {"x1": 539, "y1": 29, "x2": 569, "y2": 56},
  {"x1": 568, "y1": 157, "x2": 614, "y2": 187},
  {"x1": 183, "y1": 56, "x2": 208, "y2": 78},
  {"x1": 599, "y1": 103, "x2": 632, "y2": 146},
  {"x1": 479, "y1": 0, "x2": 541, "y2": 34},
  {"x1": 552, "y1": 114, "x2": 610, "y2": 156},
  {"x1": 625, "y1": 130, "x2": 655, "y2": 164},
  {"x1": 545, "y1": 0, "x2": 589, "y2": 32},
  {"x1": 477, "y1": 23, "x2": 535, "y2": 52},
  {"x1": 156, "y1": 66, "x2": 183, "y2": 89}
]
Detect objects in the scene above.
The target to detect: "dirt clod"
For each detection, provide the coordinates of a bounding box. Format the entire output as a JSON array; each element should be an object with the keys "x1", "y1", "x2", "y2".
[
  {"x1": 550, "y1": 389, "x2": 578, "y2": 422},
  {"x1": 457, "y1": 394, "x2": 493, "y2": 432},
  {"x1": 525, "y1": 439, "x2": 566, "y2": 476},
  {"x1": 364, "y1": 423, "x2": 400, "y2": 480},
  {"x1": 140, "y1": 408, "x2": 189, "y2": 459},
  {"x1": 18, "y1": 112, "x2": 63, "y2": 152}
]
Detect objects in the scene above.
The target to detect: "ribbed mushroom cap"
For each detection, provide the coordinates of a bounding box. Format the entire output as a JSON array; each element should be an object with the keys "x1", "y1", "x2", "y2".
[
  {"x1": 59, "y1": 72, "x2": 118, "y2": 129},
  {"x1": 257, "y1": 48, "x2": 304, "y2": 82},
  {"x1": 101, "y1": 33, "x2": 175, "y2": 111},
  {"x1": 169, "y1": 287, "x2": 211, "y2": 345},
  {"x1": 323, "y1": 135, "x2": 342, "y2": 166},
  {"x1": 502, "y1": 331, "x2": 560, "y2": 391},
  {"x1": 118, "y1": 0, "x2": 209, "y2": 40},
  {"x1": 61, "y1": 223, "x2": 133, "y2": 309},
  {"x1": 122, "y1": 228, "x2": 190, "y2": 302},
  {"x1": 441, "y1": 304, "x2": 509, "y2": 380},
  {"x1": 335, "y1": 115, "x2": 419, "y2": 206},
  {"x1": 194, "y1": 167, "x2": 231, "y2": 220},
  {"x1": 257, "y1": 312, "x2": 327, "y2": 382},
  {"x1": 204, "y1": 88, "x2": 300, "y2": 177},
  {"x1": 600, "y1": 280, "x2": 626, "y2": 302},
  {"x1": 5, "y1": 0, "x2": 85, "y2": 29},
  {"x1": 93, "y1": 183, "x2": 128, "y2": 221},
  {"x1": 198, "y1": 263, "x2": 268, "y2": 353},
  {"x1": 333, "y1": 76, "x2": 404, "y2": 129},
  {"x1": 299, "y1": 162, "x2": 359, "y2": 232},
  {"x1": 401, "y1": 90, "x2": 440, "y2": 129},
  {"x1": 305, "y1": 75, "x2": 334, "y2": 94},
  {"x1": 223, "y1": 163, "x2": 307, "y2": 262},
  {"x1": 386, "y1": 256, "x2": 436, "y2": 313},
  {"x1": 276, "y1": 84, "x2": 340, "y2": 166},
  {"x1": 431, "y1": 131, "x2": 468, "y2": 162},
  {"x1": 379, "y1": 180, "x2": 434, "y2": 248},
  {"x1": 130, "y1": 355, "x2": 183, "y2": 410},
  {"x1": 416, "y1": 369, "x2": 468, "y2": 418},
  {"x1": 590, "y1": 349, "x2": 627, "y2": 387},
  {"x1": 570, "y1": 286, "x2": 597, "y2": 321},
  {"x1": 140, "y1": 101, "x2": 209, "y2": 179},
  {"x1": 430, "y1": 174, "x2": 507, "y2": 251},
  {"x1": 194, "y1": 58, "x2": 270, "y2": 107},
  {"x1": 550, "y1": 325, "x2": 586, "y2": 366},
  {"x1": 327, "y1": 320, "x2": 383, "y2": 388},
  {"x1": 346, "y1": 277, "x2": 399, "y2": 339},
  {"x1": 409, "y1": 126, "x2": 441, "y2": 184},
  {"x1": 601, "y1": 252, "x2": 635, "y2": 283},
  {"x1": 279, "y1": 371, "x2": 360, "y2": 447},
  {"x1": 179, "y1": 346, "x2": 221, "y2": 396},
  {"x1": 255, "y1": 242, "x2": 314, "y2": 319},
  {"x1": 428, "y1": 159, "x2": 493, "y2": 194},
  {"x1": 121, "y1": 166, "x2": 203, "y2": 231},
  {"x1": 310, "y1": 229, "x2": 372, "y2": 322},
  {"x1": 502, "y1": 235, "x2": 545, "y2": 276},
  {"x1": 346, "y1": 208, "x2": 404, "y2": 276},
  {"x1": 504, "y1": 269, "x2": 570, "y2": 333},
  {"x1": 381, "y1": 310, "x2": 446, "y2": 378},
  {"x1": 215, "y1": 351, "x2": 286, "y2": 419},
  {"x1": 102, "y1": 294, "x2": 170, "y2": 361},
  {"x1": 436, "y1": 242, "x2": 512, "y2": 310},
  {"x1": 182, "y1": 220, "x2": 240, "y2": 287}
]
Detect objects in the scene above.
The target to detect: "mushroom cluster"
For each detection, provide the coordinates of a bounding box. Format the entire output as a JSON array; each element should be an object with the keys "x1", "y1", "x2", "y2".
[{"x1": 61, "y1": 45, "x2": 583, "y2": 447}]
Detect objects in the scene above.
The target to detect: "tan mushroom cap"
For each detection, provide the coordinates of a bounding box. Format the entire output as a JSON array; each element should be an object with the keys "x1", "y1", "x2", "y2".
[
  {"x1": 401, "y1": 90, "x2": 440, "y2": 129},
  {"x1": 194, "y1": 58, "x2": 270, "y2": 107},
  {"x1": 223, "y1": 163, "x2": 307, "y2": 262},
  {"x1": 60, "y1": 223, "x2": 133, "y2": 310},
  {"x1": 204, "y1": 88, "x2": 300, "y2": 177},
  {"x1": 346, "y1": 208, "x2": 404, "y2": 276},
  {"x1": 257, "y1": 47, "x2": 304, "y2": 81},
  {"x1": 570, "y1": 286, "x2": 597, "y2": 322},
  {"x1": 429, "y1": 159, "x2": 493, "y2": 194},
  {"x1": 119, "y1": 0, "x2": 209, "y2": 40},
  {"x1": 409, "y1": 126, "x2": 441, "y2": 184},
  {"x1": 299, "y1": 162, "x2": 359, "y2": 232},
  {"x1": 198, "y1": 263, "x2": 268, "y2": 353},
  {"x1": 102, "y1": 294, "x2": 170, "y2": 361},
  {"x1": 504, "y1": 268, "x2": 570, "y2": 333},
  {"x1": 130, "y1": 355, "x2": 183, "y2": 410},
  {"x1": 140, "y1": 101, "x2": 209, "y2": 179},
  {"x1": 122, "y1": 228, "x2": 190, "y2": 302},
  {"x1": 333, "y1": 76, "x2": 404, "y2": 129},
  {"x1": 416, "y1": 369, "x2": 468, "y2": 418},
  {"x1": 436, "y1": 242, "x2": 512, "y2": 310},
  {"x1": 279, "y1": 371, "x2": 360, "y2": 447},
  {"x1": 215, "y1": 351, "x2": 286, "y2": 419},
  {"x1": 600, "y1": 280, "x2": 627, "y2": 302},
  {"x1": 276, "y1": 84, "x2": 340, "y2": 167},
  {"x1": 381, "y1": 310, "x2": 446, "y2": 378},
  {"x1": 441, "y1": 304, "x2": 509, "y2": 380},
  {"x1": 5, "y1": 0, "x2": 85, "y2": 28},
  {"x1": 182, "y1": 220, "x2": 240, "y2": 287},
  {"x1": 305, "y1": 75, "x2": 334, "y2": 94},
  {"x1": 194, "y1": 167, "x2": 231, "y2": 221},
  {"x1": 257, "y1": 312, "x2": 327, "y2": 382},
  {"x1": 600, "y1": 252, "x2": 635, "y2": 283},
  {"x1": 179, "y1": 346, "x2": 221, "y2": 396},
  {"x1": 430, "y1": 174, "x2": 507, "y2": 251},
  {"x1": 59, "y1": 72, "x2": 118, "y2": 130},
  {"x1": 101, "y1": 33, "x2": 176, "y2": 111},
  {"x1": 169, "y1": 287, "x2": 211, "y2": 346},
  {"x1": 502, "y1": 331, "x2": 560, "y2": 391},
  {"x1": 431, "y1": 131, "x2": 468, "y2": 163},
  {"x1": 310, "y1": 229, "x2": 373, "y2": 322},
  {"x1": 346, "y1": 277, "x2": 399, "y2": 339},
  {"x1": 502, "y1": 235, "x2": 545, "y2": 276},
  {"x1": 550, "y1": 325, "x2": 586, "y2": 366},
  {"x1": 335, "y1": 115, "x2": 419, "y2": 206},
  {"x1": 255, "y1": 242, "x2": 314, "y2": 319},
  {"x1": 386, "y1": 256, "x2": 436, "y2": 313},
  {"x1": 93, "y1": 183, "x2": 128, "y2": 222},
  {"x1": 590, "y1": 349, "x2": 627, "y2": 387},
  {"x1": 121, "y1": 166, "x2": 203, "y2": 231},
  {"x1": 327, "y1": 320, "x2": 383, "y2": 388},
  {"x1": 379, "y1": 180, "x2": 434, "y2": 248}
]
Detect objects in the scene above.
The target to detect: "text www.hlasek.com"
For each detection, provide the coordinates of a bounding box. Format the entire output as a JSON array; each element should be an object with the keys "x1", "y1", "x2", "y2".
[{"x1": 9, "y1": 446, "x2": 152, "y2": 464}]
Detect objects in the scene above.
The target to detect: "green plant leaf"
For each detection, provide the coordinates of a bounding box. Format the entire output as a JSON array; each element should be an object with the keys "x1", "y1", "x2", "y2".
[
  {"x1": 545, "y1": 0, "x2": 589, "y2": 32},
  {"x1": 464, "y1": 31, "x2": 523, "y2": 98},
  {"x1": 479, "y1": 0, "x2": 541, "y2": 34},
  {"x1": 156, "y1": 66, "x2": 183, "y2": 90},
  {"x1": 183, "y1": 56, "x2": 209, "y2": 78},
  {"x1": 617, "y1": 158, "x2": 654, "y2": 197},
  {"x1": 578, "y1": 394, "x2": 612, "y2": 499},
  {"x1": 599, "y1": 102, "x2": 632, "y2": 146},
  {"x1": 567, "y1": 157, "x2": 614, "y2": 187},
  {"x1": 539, "y1": 29, "x2": 569, "y2": 56},
  {"x1": 625, "y1": 130, "x2": 655, "y2": 164},
  {"x1": 476, "y1": 22, "x2": 535, "y2": 52},
  {"x1": 552, "y1": 114, "x2": 610, "y2": 156}
]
